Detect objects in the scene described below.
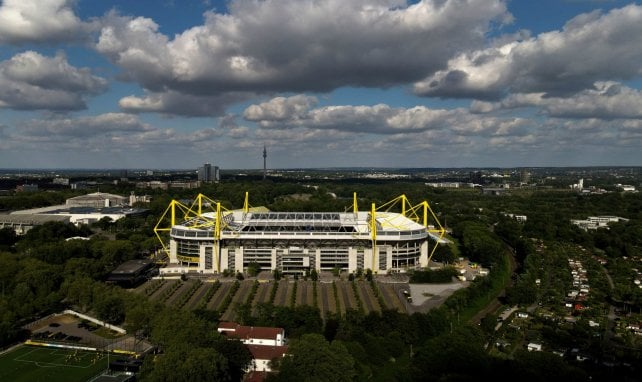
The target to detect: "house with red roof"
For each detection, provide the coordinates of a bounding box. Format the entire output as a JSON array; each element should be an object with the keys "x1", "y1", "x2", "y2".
[
  {"x1": 218, "y1": 322, "x2": 288, "y2": 375},
  {"x1": 218, "y1": 321, "x2": 286, "y2": 346}
]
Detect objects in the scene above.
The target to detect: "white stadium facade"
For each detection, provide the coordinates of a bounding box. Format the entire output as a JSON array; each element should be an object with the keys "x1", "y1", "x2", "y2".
[{"x1": 155, "y1": 193, "x2": 444, "y2": 276}]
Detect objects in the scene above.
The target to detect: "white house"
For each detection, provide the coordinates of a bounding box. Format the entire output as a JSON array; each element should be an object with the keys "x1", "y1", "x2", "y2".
[
  {"x1": 246, "y1": 345, "x2": 288, "y2": 372},
  {"x1": 527, "y1": 343, "x2": 542, "y2": 352},
  {"x1": 218, "y1": 322, "x2": 288, "y2": 374}
]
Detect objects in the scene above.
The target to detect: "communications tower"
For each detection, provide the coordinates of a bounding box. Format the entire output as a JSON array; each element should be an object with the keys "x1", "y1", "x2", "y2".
[{"x1": 263, "y1": 145, "x2": 267, "y2": 180}]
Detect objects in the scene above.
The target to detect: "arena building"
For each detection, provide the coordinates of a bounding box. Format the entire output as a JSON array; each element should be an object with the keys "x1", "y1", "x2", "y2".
[
  {"x1": 155, "y1": 193, "x2": 445, "y2": 276},
  {"x1": 9, "y1": 192, "x2": 148, "y2": 226},
  {"x1": 66, "y1": 192, "x2": 128, "y2": 208}
]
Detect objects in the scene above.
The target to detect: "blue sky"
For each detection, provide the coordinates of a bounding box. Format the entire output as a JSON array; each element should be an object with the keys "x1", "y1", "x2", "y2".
[{"x1": 0, "y1": 0, "x2": 641, "y2": 170}]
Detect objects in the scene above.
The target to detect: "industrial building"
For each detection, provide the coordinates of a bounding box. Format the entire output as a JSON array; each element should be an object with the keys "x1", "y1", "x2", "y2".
[
  {"x1": 570, "y1": 216, "x2": 629, "y2": 230},
  {"x1": 106, "y1": 259, "x2": 157, "y2": 287},
  {"x1": 155, "y1": 193, "x2": 444, "y2": 276},
  {"x1": 0, "y1": 214, "x2": 71, "y2": 235},
  {"x1": 9, "y1": 192, "x2": 148, "y2": 227}
]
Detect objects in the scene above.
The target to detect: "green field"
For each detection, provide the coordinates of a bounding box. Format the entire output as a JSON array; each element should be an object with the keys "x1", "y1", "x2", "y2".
[{"x1": 0, "y1": 345, "x2": 108, "y2": 382}]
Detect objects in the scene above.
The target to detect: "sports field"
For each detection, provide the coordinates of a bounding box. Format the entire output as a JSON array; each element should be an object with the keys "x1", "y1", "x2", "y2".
[{"x1": 0, "y1": 345, "x2": 108, "y2": 382}]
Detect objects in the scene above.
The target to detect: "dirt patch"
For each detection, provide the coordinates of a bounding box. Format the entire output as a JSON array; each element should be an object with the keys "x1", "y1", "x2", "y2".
[
  {"x1": 407, "y1": 281, "x2": 469, "y2": 313},
  {"x1": 56, "y1": 314, "x2": 78, "y2": 324}
]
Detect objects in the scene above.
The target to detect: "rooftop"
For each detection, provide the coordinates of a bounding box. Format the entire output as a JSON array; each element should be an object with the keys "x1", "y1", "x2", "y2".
[
  {"x1": 67, "y1": 192, "x2": 126, "y2": 201},
  {"x1": 109, "y1": 259, "x2": 154, "y2": 275},
  {"x1": 218, "y1": 322, "x2": 284, "y2": 341},
  {"x1": 247, "y1": 344, "x2": 288, "y2": 360},
  {"x1": 180, "y1": 210, "x2": 425, "y2": 234},
  {"x1": 0, "y1": 214, "x2": 71, "y2": 224}
]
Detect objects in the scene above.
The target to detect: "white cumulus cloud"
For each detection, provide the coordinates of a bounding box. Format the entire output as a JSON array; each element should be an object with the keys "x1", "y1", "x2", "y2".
[
  {"x1": 19, "y1": 113, "x2": 153, "y2": 137},
  {"x1": 244, "y1": 95, "x2": 458, "y2": 134},
  {"x1": 470, "y1": 82, "x2": 642, "y2": 119},
  {"x1": 415, "y1": 4, "x2": 642, "y2": 99},
  {"x1": 119, "y1": 90, "x2": 252, "y2": 117},
  {"x1": 0, "y1": 0, "x2": 94, "y2": 44},
  {"x1": 96, "y1": 0, "x2": 509, "y2": 116},
  {"x1": 0, "y1": 51, "x2": 107, "y2": 110}
]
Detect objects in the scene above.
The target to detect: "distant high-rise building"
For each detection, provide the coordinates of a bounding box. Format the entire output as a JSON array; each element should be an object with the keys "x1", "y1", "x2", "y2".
[
  {"x1": 110, "y1": 169, "x2": 128, "y2": 178},
  {"x1": 520, "y1": 169, "x2": 530, "y2": 184},
  {"x1": 469, "y1": 171, "x2": 482, "y2": 184},
  {"x1": 199, "y1": 163, "x2": 211, "y2": 182},
  {"x1": 198, "y1": 163, "x2": 220, "y2": 182}
]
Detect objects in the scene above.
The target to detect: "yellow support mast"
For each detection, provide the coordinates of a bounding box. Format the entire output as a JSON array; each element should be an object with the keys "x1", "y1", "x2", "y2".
[
  {"x1": 353, "y1": 192, "x2": 358, "y2": 214},
  {"x1": 374, "y1": 194, "x2": 446, "y2": 265},
  {"x1": 371, "y1": 202, "x2": 377, "y2": 274},
  {"x1": 375, "y1": 194, "x2": 414, "y2": 217},
  {"x1": 214, "y1": 202, "x2": 221, "y2": 272},
  {"x1": 153, "y1": 199, "x2": 190, "y2": 256},
  {"x1": 186, "y1": 193, "x2": 218, "y2": 219},
  {"x1": 408, "y1": 200, "x2": 446, "y2": 263}
]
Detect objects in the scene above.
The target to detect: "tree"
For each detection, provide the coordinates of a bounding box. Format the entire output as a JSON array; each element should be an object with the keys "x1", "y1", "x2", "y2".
[
  {"x1": 0, "y1": 227, "x2": 17, "y2": 250},
  {"x1": 142, "y1": 345, "x2": 231, "y2": 382},
  {"x1": 64, "y1": 257, "x2": 104, "y2": 279},
  {"x1": 63, "y1": 276, "x2": 95, "y2": 312},
  {"x1": 213, "y1": 338, "x2": 252, "y2": 382},
  {"x1": 0, "y1": 252, "x2": 20, "y2": 293},
  {"x1": 149, "y1": 309, "x2": 220, "y2": 350},
  {"x1": 94, "y1": 216, "x2": 114, "y2": 231},
  {"x1": 270, "y1": 333, "x2": 355, "y2": 382},
  {"x1": 125, "y1": 302, "x2": 159, "y2": 345},
  {"x1": 412, "y1": 325, "x2": 490, "y2": 381},
  {"x1": 94, "y1": 294, "x2": 125, "y2": 325},
  {"x1": 93, "y1": 240, "x2": 136, "y2": 266},
  {"x1": 247, "y1": 261, "x2": 261, "y2": 277},
  {"x1": 431, "y1": 243, "x2": 457, "y2": 264}
]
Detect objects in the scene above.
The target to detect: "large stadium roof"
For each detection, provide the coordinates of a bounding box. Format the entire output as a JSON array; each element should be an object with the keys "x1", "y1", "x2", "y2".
[{"x1": 176, "y1": 210, "x2": 425, "y2": 233}]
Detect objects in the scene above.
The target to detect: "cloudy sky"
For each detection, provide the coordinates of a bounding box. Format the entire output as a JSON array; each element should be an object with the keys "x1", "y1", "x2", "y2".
[{"x1": 1, "y1": 0, "x2": 641, "y2": 170}]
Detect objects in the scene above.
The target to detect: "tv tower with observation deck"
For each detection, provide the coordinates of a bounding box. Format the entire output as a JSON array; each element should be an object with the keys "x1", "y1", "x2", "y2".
[{"x1": 263, "y1": 145, "x2": 267, "y2": 180}]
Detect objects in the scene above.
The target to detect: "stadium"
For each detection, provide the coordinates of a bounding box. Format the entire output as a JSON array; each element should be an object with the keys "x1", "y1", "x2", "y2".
[{"x1": 154, "y1": 193, "x2": 445, "y2": 276}]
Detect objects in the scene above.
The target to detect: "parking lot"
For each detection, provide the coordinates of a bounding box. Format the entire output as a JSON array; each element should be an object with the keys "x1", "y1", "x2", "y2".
[{"x1": 24, "y1": 313, "x2": 151, "y2": 354}]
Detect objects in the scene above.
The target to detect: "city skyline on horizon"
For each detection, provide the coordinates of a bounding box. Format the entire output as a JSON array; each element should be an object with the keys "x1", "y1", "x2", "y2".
[
  {"x1": 1, "y1": 164, "x2": 641, "y2": 173},
  {"x1": 1, "y1": 1, "x2": 642, "y2": 169}
]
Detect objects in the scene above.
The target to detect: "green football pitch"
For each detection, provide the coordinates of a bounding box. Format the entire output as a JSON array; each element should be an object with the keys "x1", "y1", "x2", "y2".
[{"x1": 0, "y1": 345, "x2": 108, "y2": 382}]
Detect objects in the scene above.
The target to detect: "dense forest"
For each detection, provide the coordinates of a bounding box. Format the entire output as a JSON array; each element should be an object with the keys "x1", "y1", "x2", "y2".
[{"x1": 1, "y1": 179, "x2": 641, "y2": 381}]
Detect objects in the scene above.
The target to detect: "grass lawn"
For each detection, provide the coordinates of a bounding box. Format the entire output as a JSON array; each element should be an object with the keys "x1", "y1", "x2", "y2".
[{"x1": 0, "y1": 345, "x2": 108, "y2": 382}]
